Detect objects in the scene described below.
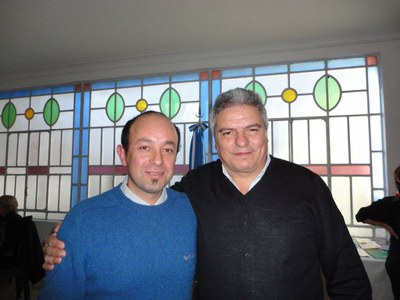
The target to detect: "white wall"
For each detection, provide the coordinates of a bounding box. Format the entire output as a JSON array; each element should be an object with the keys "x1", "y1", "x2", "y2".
[{"x1": 2, "y1": 35, "x2": 400, "y2": 193}]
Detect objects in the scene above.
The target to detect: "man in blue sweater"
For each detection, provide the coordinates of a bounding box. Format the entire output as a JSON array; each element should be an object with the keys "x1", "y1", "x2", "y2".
[
  {"x1": 38, "y1": 111, "x2": 197, "y2": 299},
  {"x1": 43, "y1": 88, "x2": 371, "y2": 299}
]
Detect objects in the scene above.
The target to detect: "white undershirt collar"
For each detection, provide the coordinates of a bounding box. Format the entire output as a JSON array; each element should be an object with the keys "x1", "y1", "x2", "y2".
[
  {"x1": 120, "y1": 176, "x2": 167, "y2": 206},
  {"x1": 222, "y1": 154, "x2": 271, "y2": 192}
]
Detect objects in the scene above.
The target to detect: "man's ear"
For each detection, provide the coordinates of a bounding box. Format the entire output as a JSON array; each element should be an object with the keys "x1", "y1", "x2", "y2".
[{"x1": 116, "y1": 144, "x2": 127, "y2": 166}]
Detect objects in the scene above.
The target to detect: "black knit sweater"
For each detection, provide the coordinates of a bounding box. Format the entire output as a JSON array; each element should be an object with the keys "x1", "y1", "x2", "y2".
[{"x1": 174, "y1": 156, "x2": 371, "y2": 300}]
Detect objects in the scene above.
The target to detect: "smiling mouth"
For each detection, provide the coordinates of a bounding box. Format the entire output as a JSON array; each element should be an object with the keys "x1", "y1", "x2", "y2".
[
  {"x1": 235, "y1": 151, "x2": 252, "y2": 157},
  {"x1": 147, "y1": 171, "x2": 164, "y2": 178}
]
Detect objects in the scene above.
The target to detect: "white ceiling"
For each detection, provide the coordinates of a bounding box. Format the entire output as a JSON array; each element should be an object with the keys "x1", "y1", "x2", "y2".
[{"x1": 1, "y1": 0, "x2": 399, "y2": 83}]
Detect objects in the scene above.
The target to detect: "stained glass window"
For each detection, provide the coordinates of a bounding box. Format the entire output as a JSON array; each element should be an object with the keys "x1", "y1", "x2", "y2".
[{"x1": 0, "y1": 55, "x2": 385, "y2": 238}]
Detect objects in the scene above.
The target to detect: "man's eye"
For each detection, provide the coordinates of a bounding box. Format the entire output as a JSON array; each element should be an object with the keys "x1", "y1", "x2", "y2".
[
  {"x1": 164, "y1": 148, "x2": 174, "y2": 153},
  {"x1": 222, "y1": 131, "x2": 232, "y2": 136},
  {"x1": 139, "y1": 146, "x2": 150, "y2": 151}
]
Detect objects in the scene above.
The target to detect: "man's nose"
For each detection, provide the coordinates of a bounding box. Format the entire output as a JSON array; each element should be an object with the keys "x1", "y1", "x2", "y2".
[
  {"x1": 150, "y1": 150, "x2": 163, "y2": 165},
  {"x1": 235, "y1": 131, "x2": 249, "y2": 146}
]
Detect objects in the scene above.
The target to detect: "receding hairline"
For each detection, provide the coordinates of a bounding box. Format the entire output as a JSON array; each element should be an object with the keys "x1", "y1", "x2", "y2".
[{"x1": 128, "y1": 114, "x2": 179, "y2": 147}]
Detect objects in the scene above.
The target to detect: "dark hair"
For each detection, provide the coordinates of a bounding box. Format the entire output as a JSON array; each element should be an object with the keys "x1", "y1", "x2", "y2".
[
  {"x1": 0, "y1": 195, "x2": 18, "y2": 214},
  {"x1": 120, "y1": 111, "x2": 181, "y2": 153},
  {"x1": 209, "y1": 88, "x2": 268, "y2": 134},
  {"x1": 395, "y1": 165, "x2": 400, "y2": 192}
]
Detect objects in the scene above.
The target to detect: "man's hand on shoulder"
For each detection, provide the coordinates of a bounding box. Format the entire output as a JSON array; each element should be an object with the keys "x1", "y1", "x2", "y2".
[{"x1": 42, "y1": 223, "x2": 67, "y2": 271}]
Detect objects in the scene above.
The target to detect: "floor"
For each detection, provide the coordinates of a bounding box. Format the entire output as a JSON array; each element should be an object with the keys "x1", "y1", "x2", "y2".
[{"x1": 0, "y1": 277, "x2": 43, "y2": 300}]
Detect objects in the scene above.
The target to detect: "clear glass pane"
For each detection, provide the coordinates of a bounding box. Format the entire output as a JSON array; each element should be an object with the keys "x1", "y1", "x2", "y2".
[
  {"x1": 368, "y1": 66, "x2": 381, "y2": 114},
  {"x1": 257, "y1": 74, "x2": 287, "y2": 97},
  {"x1": 37, "y1": 175, "x2": 47, "y2": 209},
  {"x1": 330, "y1": 91, "x2": 368, "y2": 116},
  {"x1": 372, "y1": 153, "x2": 384, "y2": 189},
  {"x1": 352, "y1": 176, "x2": 371, "y2": 224},
  {"x1": 89, "y1": 129, "x2": 101, "y2": 165},
  {"x1": 349, "y1": 116, "x2": 370, "y2": 163},
  {"x1": 10, "y1": 115, "x2": 28, "y2": 132},
  {"x1": 292, "y1": 120, "x2": 309, "y2": 164},
  {"x1": 0, "y1": 177, "x2": 4, "y2": 195},
  {"x1": 50, "y1": 131, "x2": 61, "y2": 165},
  {"x1": 48, "y1": 176, "x2": 60, "y2": 211},
  {"x1": 91, "y1": 90, "x2": 113, "y2": 108},
  {"x1": 15, "y1": 176, "x2": 25, "y2": 209},
  {"x1": 309, "y1": 119, "x2": 327, "y2": 164},
  {"x1": 329, "y1": 117, "x2": 349, "y2": 164},
  {"x1": 29, "y1": 113, "x2": 48, "y2": 131},
  {"x1": 291, "y1": 71, "x2": 324, "y2": 94},
  {"x1": 39, "y1": 132, "x2": 49, "y2": 165},
  {"x1": 26, "y1": 176, "x2": 37, "y2": 209},
  {"x1": 102, "y1": 128, "x2": 115, "y2": 165},
  {"x1": 175, "y1": 102, "x2": 199, "y2": 123},
  {"x1": 331, "y1": 177, "x2": 351, "y2": 224},
  {"x1": 7, "y1": 134, "x2": 18, "y2": 166},
  {"x1": 175, "y1": 123, "x2": 184, "y2": 165},
  {"x1": 271, "y1": 121, "x2": 289, "y2": 160},
  {"x1": 59, "y1": 175, "x2": 71, "y2": 212},
  {"x1": 90, "y1": 108, "x2": 113, "y2": 128},
  {"x1": 174, "y1": 82, "x2": 200, "y2": 102},
  {"x1": 329, "y1": 67, "x2": 366, "y2": 91},
  {"x1": 370, "y1": 115, "x2": 382, "y2": 151},
  {"x1": 266, "y1": 97, "x2": 289, "y2": 119},
  {"x1": 61, "y1": 130, "x2": 73, "y2": 165},
  {"x1": 56, "y1": 93, "x2": 74, "y2": 110},
  {"x1": 28, "y1": 133, "x2": 39, "y2": 166},
  {"x1": 53, "y1": 111, "x2": 73, "y2": 129},
  {"x1": 373, "y1": 190, "x2": 384, "y2": 201},
  {"x1": 88, "y1": 175, "x2": 100, "y2": 198},
  {"x1": 0, "y1": 134, "x2": 6, "y2": 165},
  {"x1": 114, "y1": 176, "x2": 125, "y2": 186},
  {"x1": 101, "y1": 175, "x2": 114, "y2": 193},
  {"x1": 291, "y1": 95, "x2": 325, "y2": 118},
  {"x1": 143, "y1": 84, "x2": 170, "y2": 104},
  {"x1": 17, "y1": 133, "x2": 28, "y2": 166}
]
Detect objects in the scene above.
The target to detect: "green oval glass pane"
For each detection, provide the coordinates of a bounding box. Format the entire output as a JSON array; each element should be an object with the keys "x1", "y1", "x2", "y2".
[
  {"x1": 313, "y1": 75, "x2": 342, "y2": 111},
  {"x1": 1, "y1": 102, "x2": 17, "y2": 129},
  {"x1": 106, "y1": 93, "x2": 125, "y2": 123},
  {"x1": 245, "y1": 81, "x2": 267, "y2": 105},
  {"x1": 43, "y1": 97, "x2": 60, "y2": 126},
  {"x1": 160, "y1": 88, "x2": 181, "y2": 119}
]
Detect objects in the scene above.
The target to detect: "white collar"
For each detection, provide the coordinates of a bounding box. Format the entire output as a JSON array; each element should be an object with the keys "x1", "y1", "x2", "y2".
[
  {"x1": 222, "y1": 154, "x2": 271, "y2": 192},
  {"x1": 120, "y1": 176, "x2": 167, "y2": 206}
]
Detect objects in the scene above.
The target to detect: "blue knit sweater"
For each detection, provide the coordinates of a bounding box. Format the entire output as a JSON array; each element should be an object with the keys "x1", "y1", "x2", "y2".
[{"x1": 39, "y1": 186, "x2": 197, "y2": 300}]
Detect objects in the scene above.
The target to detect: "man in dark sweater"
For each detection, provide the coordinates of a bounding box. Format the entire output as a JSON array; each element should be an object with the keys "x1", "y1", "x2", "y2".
[{"x1": 43, "y1": 88, "x2": 371, "y2": 299}]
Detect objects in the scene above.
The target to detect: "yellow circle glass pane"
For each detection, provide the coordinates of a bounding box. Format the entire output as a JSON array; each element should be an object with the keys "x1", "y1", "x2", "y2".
[
  {"x1": 25, "y1": 108, "x2": 35, "y2": 120},
  {"x1": 136, "y1": 99, "x2": 148, "y2": 112},
  {"x1": 282, "y1": 88, "x2": 297, "y2": 103}
]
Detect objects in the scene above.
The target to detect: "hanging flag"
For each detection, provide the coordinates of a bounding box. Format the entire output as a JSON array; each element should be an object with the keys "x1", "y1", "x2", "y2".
[{"x1": 189, "y1": 121, "x2": 208, "y2": 170}]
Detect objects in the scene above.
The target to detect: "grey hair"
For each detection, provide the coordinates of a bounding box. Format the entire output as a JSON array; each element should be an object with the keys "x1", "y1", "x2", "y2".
[{"x1": 209, "y1": 88, "x2": 268, "y2": 134}]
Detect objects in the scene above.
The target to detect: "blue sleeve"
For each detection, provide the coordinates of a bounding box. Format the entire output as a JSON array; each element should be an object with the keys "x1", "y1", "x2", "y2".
[{"x1": 38, "y1": 210, "x2": 86, "y2": 300}]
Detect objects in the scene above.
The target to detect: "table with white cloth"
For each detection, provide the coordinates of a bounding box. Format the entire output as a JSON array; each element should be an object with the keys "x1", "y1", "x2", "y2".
[{"x1": 362, "y1": 257, "x2": 394, "y2": 300}]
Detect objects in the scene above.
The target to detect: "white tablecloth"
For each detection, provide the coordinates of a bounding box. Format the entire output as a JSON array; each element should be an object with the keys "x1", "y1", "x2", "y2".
[{"x1": 362, "y1": 257, "x2": 394, "y2": 300}]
